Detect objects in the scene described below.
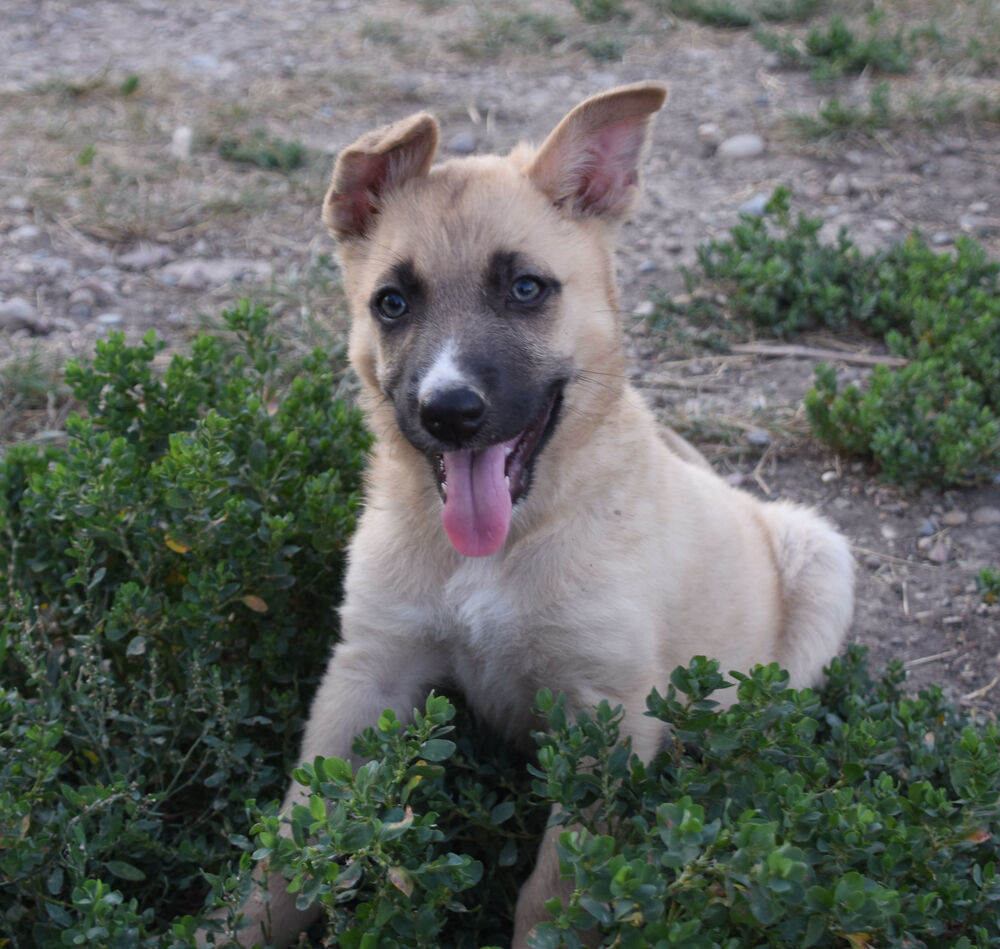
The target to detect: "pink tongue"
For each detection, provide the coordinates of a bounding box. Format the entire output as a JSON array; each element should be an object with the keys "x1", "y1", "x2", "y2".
[{"x1": 441, "y1": 443, "x2": 512, "y2": 557}]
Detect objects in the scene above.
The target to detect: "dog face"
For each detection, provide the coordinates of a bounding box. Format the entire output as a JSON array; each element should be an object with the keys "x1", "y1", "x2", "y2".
[{"x1": 324, "y1": 83, "x2": 667, "y2": 556}]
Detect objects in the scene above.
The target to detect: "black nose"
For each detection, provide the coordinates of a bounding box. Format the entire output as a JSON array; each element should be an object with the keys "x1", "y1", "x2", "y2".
[{"x1": 420, "y1": 387, "x2": 486, "y2": 445}]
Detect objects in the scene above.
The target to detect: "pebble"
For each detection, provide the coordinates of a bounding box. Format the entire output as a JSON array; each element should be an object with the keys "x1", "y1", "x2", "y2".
[
  {"x1": 96, "y1": 312, "x2": 124, "y2": 325},
  {"x1": 716, "y1": 133, "x2": 765, "y2": 159},
  {"x1": 873, "y1": 219, "x2": 897, "y2": 234},
  {"x1": 697, "y1": 122, "x2": 722, "y2": 154},
  {"x1": 5, "y1": 196, "x2": 31, "y2": 212},
  {"x1": 844, "y1": 150, "x2": 865, "y2": 166},
  {"x1": 10, "y1": 224, "x2": 41, "y2": 242},
  {"x1": 940, "y1": 509, "x2": 968, "y2": 526},
  {"x1": 930, "y1": 231, "x2": 955, "y2": 246},
  {"x1": 737, "y1": 192, "x2": 769, "y2": 217},
  {"x1": 919, "y1": 517, "x2": 938, "y2": 537},
  {"x1": 118, "y1": 242, "x2": 174, "y2": 271},
  {"x1": 637, "y1": 260, "x2": 658, "y2": 274},
  {"x1": 446, "y1": 132, "x2": 477, "y2": 154},
  {"x1": 926, "y1": 540, "x2": 950, "y2": 563},
  {"x1": 633, "y1": 300, "x2": 655, "y2": 318},
  {"x1": 67, "y1": 286, "x2": 97, "y2": 319},
  {"x1": 0, "y1": 296, "x2": 49, "y2": 334},
  {"x1": 820, "y1": 470, "x2": 839, "y2": 482},
  {"x1": 969, "y1": 200, "x2": 990, "y2": 214},
  {"x1": 959, "y1": 214, "x2": 994, "y2": 236},
  {"x1": 746, "y1": 428, "x2": 770, "y2": 448},
  {"x1": 171, "y1": 126, "x2": 193, "y2": 160},
  {"x1": 826, "y1": 172, "x2": 850, "y2": 196},
  {"x1": 971, "y1": 506, "x2": 1000, "y2": 526},
  {"x1": 158, "y1": 258, "x2": 273, "y2": 290}
]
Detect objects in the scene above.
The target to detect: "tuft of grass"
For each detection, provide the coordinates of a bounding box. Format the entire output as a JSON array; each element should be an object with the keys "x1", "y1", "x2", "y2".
[
  {"x1": 360, "y1": 18, "x2": 407, "y2": 45},
  {"x1": 571, "y1": 0, "x2": 632, "y2": 23},
  {"x1": 658, "y1": 0, "x2": 825, "y2": 27},
  {"x1": 217, "y1": 130, "x2": 307, "y2": 172},
  {"x1": 757, "y1": 13, "x2": 912, "y2": 79},
  {"x1": 575, "y1": 36, "x2": 627, "y2": 60},
  {"x1": 452, "y1": 10, "x2": 567, "y2": 59},
  {"x1": 791, "y1": 81, "x2": 893, "y2": 140},
  {"x1": 979, "y1": 568, "x2": 1000, "y2": 605}
]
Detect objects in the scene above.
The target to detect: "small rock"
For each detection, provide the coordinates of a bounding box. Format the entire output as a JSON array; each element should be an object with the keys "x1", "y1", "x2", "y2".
[
  {"x1": 880, "y1": 524, "x2": 899, "y2": 541},
  {"x1": 118, "y1": 242, "x2": 174, "y2": 271},
  {"x1": 10, "y1": 224, "x2": 41, "y2": 242},
  {"x1": 826, "y1": 172, "x2": 850, "y2": 196},
  {"x1": 170, "y1": 126, "x2": 193, "y2": 161},
  {"x1": 864, "y1": 554, "x2": 882, "y2": 570},
  {"x1": 971, "y1": 505, "x2": 1000, "y2": 526},
  {"x1": 940, "y1": 509, "x2": 968, "y2": 526},
  {"x1": 930, "y1": 231, "x2": 955, "y2": 246},
  {"x1": 746, "y1": 428, "x2": 770, "y2": 448},
  {"x1": 632, "y1": 300, "x2": 655, "y2": 318},
  {"x1": 716, "y1": 133, "x2": 765, "y2": 159},
  {"x1": 446, "y1": 132, "x2": 477, "y2": 155},
  {"x1": 873, "y1": 218, "x2": 897, "y2": 233},
  {"x1": 637, "y1": 260, "x2": 658, "y2": 274},
  {"x1": 158, "y1": 257, "x2": 273, "y2": 290},
  {"x1": 926, "y1": 540, "x2": 950, "y2": 563},
  {"x1": 67, "y1": 286, "x2": 97, "y2": 319},
  {"x1": 959, "y1": 214, "x2": 994, "y2": 236},
  {"x1": 96, "y1": 312, "x2": 124, "y2": 326},
  {"x1": 820, "y1": 470, "x2": 839, "y2": 483},
  {"x1": 697, "y1": 122, "x2": 722, "y2": 155},
  {"x1": 919, "y1": 517, "x2": 938, "y2": 537},
  {"x1": 737, "y1": 192, "x2": 769, "y2": 217},
  {"x1": 6, "y1": 196, "x2": 31, "y2": 212},
  {"x1": 969, "y1": 200, "x2": 989, "y2": 214},
  {"x1": 844, "y1": 150, "x2": 865, "y2": 166},
  {"x1": 663, "y1": 236, "x2": 683, "y2": 254},
  {"x1": 0, "y1": 296, "x2": 49, "y2": 334}
]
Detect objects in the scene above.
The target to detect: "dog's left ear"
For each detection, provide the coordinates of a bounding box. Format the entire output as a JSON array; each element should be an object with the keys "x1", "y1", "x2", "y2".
[
  {"x1": 527, "y1": 81, "x2": 667, "y2": 220},
  {"x1": 323, "y1": 112, "x2": 440, "y2": 240}
]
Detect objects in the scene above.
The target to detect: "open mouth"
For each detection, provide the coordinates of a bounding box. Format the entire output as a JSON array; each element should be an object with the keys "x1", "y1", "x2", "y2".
[{"x1": 431, "y1": 383, "x2": 564, "y2": 557}]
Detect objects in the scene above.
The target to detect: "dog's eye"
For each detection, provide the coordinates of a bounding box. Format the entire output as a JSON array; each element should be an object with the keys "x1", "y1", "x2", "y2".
[
  {"x1": 374, "y1": 289, "x2": 409, "y2": 322},
  {"x1": 510, "y1": 276, "x2": 545, "y2": 305}
]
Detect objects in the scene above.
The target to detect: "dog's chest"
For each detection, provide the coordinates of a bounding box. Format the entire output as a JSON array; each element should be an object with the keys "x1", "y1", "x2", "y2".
[{"x1": 438, "y1": 556, "x2": 521, "y2": 649}]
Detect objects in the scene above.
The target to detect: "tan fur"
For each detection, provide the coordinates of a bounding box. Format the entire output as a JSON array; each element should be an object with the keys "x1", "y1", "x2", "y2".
[{"x1": 220, "y1": 83, "x2": 854, "y2": 947}]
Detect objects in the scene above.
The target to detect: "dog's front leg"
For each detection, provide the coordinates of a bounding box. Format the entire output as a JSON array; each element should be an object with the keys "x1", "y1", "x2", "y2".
[
  {"x1": 227, "y1": 636, "x2": 444, "y2": 948},
  {"x1": 512, "y1": 714, "x2": 663, "y2": 949}
]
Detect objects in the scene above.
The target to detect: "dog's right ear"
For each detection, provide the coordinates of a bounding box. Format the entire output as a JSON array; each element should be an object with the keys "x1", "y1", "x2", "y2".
[{"x1": 323, "y1": 113, "x2": 439, "y2": 240}]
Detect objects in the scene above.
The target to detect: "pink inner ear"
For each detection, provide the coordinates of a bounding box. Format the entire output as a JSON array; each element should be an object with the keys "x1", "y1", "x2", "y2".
[
  {"x1": 575, "y1": 117, "x2": 646, "y2": 216},
  {"x1": 329, "y1": 151, "x2": 391, "y2": 238}
]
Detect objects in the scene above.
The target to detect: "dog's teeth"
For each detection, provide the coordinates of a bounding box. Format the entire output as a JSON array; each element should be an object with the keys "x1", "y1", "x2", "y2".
[{"x1": 505, "y1": 475, "x2": 511, "y2": 490}]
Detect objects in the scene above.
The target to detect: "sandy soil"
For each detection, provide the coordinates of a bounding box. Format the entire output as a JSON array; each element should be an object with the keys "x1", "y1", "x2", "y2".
[{"x1": 1, "y1": 0, "x2": 999, "y2": 712}]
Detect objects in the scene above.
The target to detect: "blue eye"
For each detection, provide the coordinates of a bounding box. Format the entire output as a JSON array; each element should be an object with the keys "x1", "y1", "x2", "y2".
[
  {"x1": 375, "y1": 289, "x2": 408, "y2": 321},
  {"x1": 511, "y1": 276, "x2": 544, "y2": 304}
]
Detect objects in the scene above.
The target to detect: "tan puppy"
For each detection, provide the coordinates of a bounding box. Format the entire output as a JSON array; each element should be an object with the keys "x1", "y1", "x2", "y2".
[{"x1": 229, "y1": 82, "x2": 854, "y2": 947}]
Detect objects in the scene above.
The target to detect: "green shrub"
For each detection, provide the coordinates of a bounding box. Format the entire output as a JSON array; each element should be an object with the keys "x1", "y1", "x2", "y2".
[
  {"x1": 212, "y1": 649, "x2": 1000, "y2": 947},
  {"x1": 667, "y1": 187, "x2": 1000, "y2": 485},
  {"x1": 0, "y1": 300, "x2": 371, "y2": 946}
]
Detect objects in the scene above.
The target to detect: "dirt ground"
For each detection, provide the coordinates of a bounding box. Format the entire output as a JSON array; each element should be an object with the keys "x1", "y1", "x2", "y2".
[{"x1": 1, "y1": 0, "x2": 999, "y2": 713}]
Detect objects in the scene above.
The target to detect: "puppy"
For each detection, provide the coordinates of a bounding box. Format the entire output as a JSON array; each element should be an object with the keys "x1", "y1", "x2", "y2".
[{"x1": 227, "y1": 82, "x2": 854, "y2": 947}]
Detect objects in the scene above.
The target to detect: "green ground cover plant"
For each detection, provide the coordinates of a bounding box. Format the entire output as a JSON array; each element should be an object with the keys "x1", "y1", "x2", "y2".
[
  {"x1": 2, "y1": 304, "x2": 999, "y2": 946},
  {"x1": 0, "y1": 301, "x2": 371, "y2": 945},
  {"x1": 201, "y1": 650, "x2": 1000, "y2": 948},
  {"x1": 660, "y1": 187, "x2": 1000, "y2": 486}
]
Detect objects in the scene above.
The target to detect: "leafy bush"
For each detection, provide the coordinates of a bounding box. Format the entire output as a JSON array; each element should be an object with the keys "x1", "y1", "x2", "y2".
[
  {"x1": 210, "y1": 649, "x2": 1000, "y2": 948},
  {"x1": 668, "y1": 187, "x2": 1000, "y2": 485},
  {"x1": 0, "y1": 301, "x2": 370, "y2": 946}
]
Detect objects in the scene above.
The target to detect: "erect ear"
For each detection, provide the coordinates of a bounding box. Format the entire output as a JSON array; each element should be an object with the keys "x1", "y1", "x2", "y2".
[
  {"x1": 322, "y1": 113, "x2": 439, "y2": 240},
  {"x1": 526, "y1": 82, "x2": 667, "y2": 220}
]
